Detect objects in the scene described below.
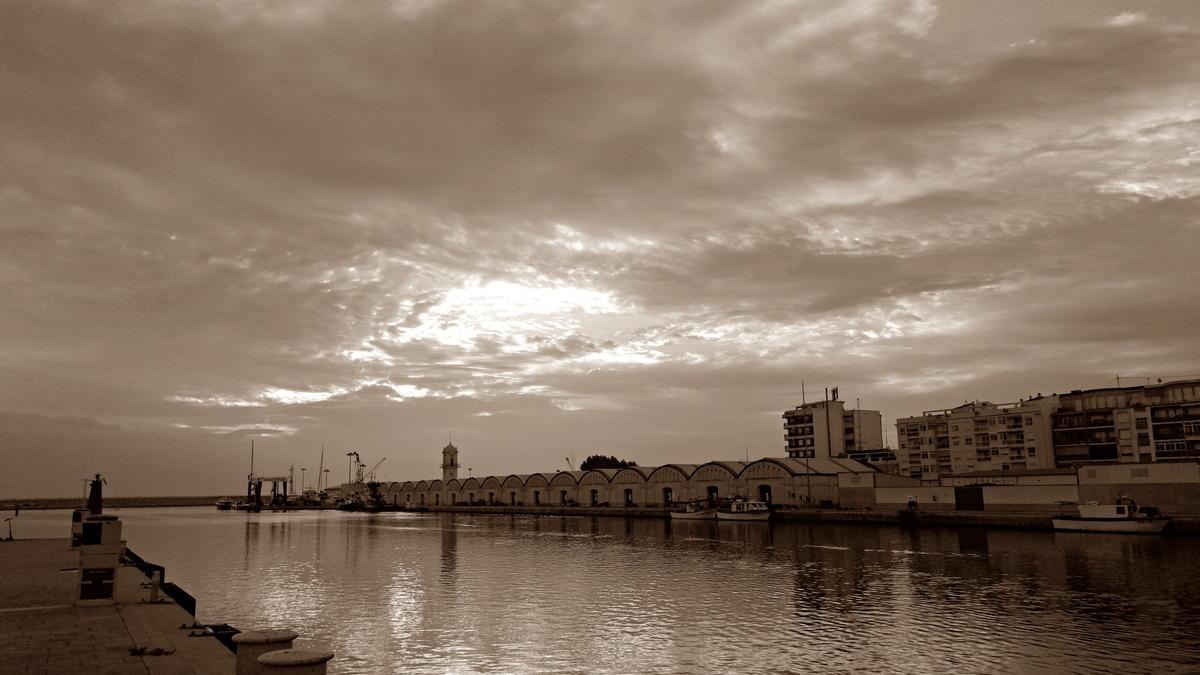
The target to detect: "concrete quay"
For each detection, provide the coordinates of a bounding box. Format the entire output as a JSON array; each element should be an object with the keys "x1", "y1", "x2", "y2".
[
  {"x1": 412, "y1": 503, "x2": 1200, "y2": 534},
  {"x1": 0, "y1": 538, "x2": 234, "y2": 674}
]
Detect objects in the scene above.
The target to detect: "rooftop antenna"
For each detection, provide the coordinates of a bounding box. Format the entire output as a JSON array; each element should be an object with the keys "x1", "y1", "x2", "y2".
[{"x1": 801, "y1": 380, "x2": 806, "y2": 405}]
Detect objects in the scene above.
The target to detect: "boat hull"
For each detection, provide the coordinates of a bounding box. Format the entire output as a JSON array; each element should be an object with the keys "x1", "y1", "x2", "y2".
[
  {"x1": 1052, "y1": 517, "x2": 1169, "y2": 534},
  {"x1": 716, "y1": 511, "x2": 770, "y2": 521},
  {"x1": 670, "y1": 509, "x2": 716, "y2": 520}
]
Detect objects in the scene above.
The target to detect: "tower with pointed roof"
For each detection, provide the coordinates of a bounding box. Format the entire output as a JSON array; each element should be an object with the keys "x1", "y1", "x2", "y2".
[{"x1": 441, "y1": 439, "x2": 459, "y2": 483}]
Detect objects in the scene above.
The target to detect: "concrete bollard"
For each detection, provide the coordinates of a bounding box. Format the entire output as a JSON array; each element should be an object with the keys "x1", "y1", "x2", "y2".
[
  {"x1": 233, "y1": 629, "x2": 299, "y2": 675},
  {"x1": 257, "y1": 649, "x2": 335, "y2": 674}
]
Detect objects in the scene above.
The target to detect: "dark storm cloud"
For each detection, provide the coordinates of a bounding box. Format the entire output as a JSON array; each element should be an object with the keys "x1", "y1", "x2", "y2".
[{"x1": 2, "y1": 1, "x2": 1199, "y2": 491}]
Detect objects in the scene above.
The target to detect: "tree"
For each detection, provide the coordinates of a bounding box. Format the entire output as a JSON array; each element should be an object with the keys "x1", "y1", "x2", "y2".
[{"x1": 579, "y1": 454, "x2": 637, "y2": 470}]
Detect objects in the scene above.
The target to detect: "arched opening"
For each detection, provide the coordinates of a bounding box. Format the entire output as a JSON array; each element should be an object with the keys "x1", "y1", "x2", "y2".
[
  {"x1": 560, "y1": 489, "x2": 568, "y2": 505},
  {"x1": 435, "y1": 494, "x2": 440, "y2": 506},
  {"x1": 706, "y1": 485, "x2": 719, "y2": 503},
  {"x1": 468, "y1": 492, "x2": 474, "y2": 505},
  {"x1": 590, "y1": 489, "x2": 599, "y2": 506},
  {"x1": 450, "y1": 492, "x2": 456, "y2": 505},
  {"x1": 624, "y1": 488, "x2": 634, "y2": 507},
  {"x1": 534, "y1": 491, "x2": 541, "y2": 505},
  {"x1": 510, "y1": 491, "x2": 516, "y2": 505},
  {"x1": 420, "y1": 494, "x2": 425, "y2": 505},
  {"x1": 662, "y1": 487, "x2": 674, "y2": 505},
  {"x1": 488, "y1": 491, "x2": 495, "y2": 504},
  {"x1": 758, "y1": 484, "x2": 772, "y2": 505}
]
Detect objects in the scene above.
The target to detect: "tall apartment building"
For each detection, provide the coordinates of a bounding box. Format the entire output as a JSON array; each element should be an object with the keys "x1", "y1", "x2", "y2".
[
  {"x1": 895, "y1": 397, "x2": 1057, "y2": 480},
  {"x1": 1053, "y1": 379, "x2": 1200, "y2": 465},
  {"x1": 783, "y1": 398, "x2": 884, "y2": 459}
]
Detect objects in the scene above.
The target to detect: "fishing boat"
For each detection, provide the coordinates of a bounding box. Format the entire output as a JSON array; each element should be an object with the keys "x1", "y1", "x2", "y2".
[
  {"x1": 717, "y1": 499, "x2": 771, "y2": 521},
  {"x1": 214, "y1": 497, "x2": 235, "y2": 511},
  {"x1": 669, "y1": 500, "x2": 716, "y2": 520},
  {"x1": 1052, "y1": 498, "x2": 1170, "y2": 534}
]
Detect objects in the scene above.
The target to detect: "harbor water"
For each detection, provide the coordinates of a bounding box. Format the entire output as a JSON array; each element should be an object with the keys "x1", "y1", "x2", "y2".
[{"x1": 14, "y1": 508, "x2": 1200, "y2": 673}]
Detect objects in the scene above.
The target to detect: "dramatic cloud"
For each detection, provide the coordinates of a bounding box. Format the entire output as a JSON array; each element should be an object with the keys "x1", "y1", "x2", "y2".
[{"x1": 2, "y1": 0, "x2": 1198, "y2": 495}]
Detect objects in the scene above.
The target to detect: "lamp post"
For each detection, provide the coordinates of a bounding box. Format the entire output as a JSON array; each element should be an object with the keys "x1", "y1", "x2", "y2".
[{"x1": 300, "y1": 468, "x2": 306, "y2": 494}]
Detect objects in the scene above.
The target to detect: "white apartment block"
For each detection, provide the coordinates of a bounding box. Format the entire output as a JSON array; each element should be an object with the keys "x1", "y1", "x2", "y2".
[
  {"x1": 1053, "y1": 379, "x2": 1200, "y2": 465},
  {"x1": 783, "y1": 398, "x2": 884, "y2": 459},
  {"x1": 895, "y1": 398, "x2": 1057, "y2": 480}
]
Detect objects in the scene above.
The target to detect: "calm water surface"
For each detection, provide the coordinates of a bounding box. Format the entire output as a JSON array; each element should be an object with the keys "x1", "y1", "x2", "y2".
[{"x1": 15, "y1": 508, "x2": 1200, "y2": 673}]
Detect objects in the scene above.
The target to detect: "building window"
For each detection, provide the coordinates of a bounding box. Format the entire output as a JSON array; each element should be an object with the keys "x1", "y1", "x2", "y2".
[{"x1": 1138, "y1": 433, "x2": 1150, "y2": 447}]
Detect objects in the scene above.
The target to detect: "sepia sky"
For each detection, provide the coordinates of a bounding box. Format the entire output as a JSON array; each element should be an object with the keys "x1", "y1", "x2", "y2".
[{"x1": 3, "y1": 0, "x2": 1200, "y2": 496}]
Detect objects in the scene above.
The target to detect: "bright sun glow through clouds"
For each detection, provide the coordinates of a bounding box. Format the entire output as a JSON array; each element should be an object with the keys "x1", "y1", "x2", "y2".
[{"x1": 390, "y1": 279, "x2": 624, "y2": 352}]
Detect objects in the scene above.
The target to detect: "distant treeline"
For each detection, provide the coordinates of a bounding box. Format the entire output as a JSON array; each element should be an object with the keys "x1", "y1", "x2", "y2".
[
  {"x1": 579, "y1": 454, "x2": 638, "y2": 470},
  {"x1": 0, "y1": 496, "x2": 224, "y2": 511}
]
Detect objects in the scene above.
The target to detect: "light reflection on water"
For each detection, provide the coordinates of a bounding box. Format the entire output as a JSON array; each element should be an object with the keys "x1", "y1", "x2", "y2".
[{"x1": 13, "y1": 508, "x2": 1200, "y2": 673}]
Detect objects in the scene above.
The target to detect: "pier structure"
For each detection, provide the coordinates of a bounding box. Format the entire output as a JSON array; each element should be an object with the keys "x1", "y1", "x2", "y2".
[
  {"x1": 0, "y1": 474, "x2": 336, "y2": 673},
  {"x1": 0, "y1": 494, "x2": 237, "y2": 672}
]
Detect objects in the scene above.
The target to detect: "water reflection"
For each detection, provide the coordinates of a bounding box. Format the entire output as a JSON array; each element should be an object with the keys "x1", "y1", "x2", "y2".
[{"x1": 12, "y1": 508, "x2": 1200, "y2": 674}]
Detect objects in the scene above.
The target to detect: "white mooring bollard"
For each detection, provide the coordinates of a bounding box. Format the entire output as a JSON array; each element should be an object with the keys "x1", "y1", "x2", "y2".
[
  {"x1": 233, "y1": 629, "x2": 299, "y2": 675},
  {"x1": 257, "y1": 648, "x2": 335, "y2": 674}
]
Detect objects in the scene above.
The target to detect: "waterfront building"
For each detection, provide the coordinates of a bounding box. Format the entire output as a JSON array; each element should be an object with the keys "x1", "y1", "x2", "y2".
[
  {"x1": 895, "y1": 397, "x2": 1058, "y2": 480},
  {"x1": 1052, "y1": 379, "x2": 1200, "y2": 465},
  {"x1": 377, "y1": 444, "x2": 873, "y2": 509},
  {"x1": 783, "y1": 396, "x2": 884, "y2": 459}
]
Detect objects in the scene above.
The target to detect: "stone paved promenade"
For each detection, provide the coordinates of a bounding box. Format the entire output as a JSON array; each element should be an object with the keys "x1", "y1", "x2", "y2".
[{"x1": 0, "y1": 539, "x2": 234, "y2": 674}]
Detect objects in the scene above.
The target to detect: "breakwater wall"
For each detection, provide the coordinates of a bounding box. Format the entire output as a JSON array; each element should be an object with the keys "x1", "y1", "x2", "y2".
[{"x1": 0, "y1": 496, "x2": 224, "y2": 510}]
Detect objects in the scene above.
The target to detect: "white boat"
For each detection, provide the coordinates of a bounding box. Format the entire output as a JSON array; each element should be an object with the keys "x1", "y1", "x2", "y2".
[
  {"x1": 670, "y1": 501, "x2": 716, "y2": 520},
  {"x1": 717, "y1": 500, "x2": 771, "y2": 521},
  {"x1": 215, "y1": 497, "x2": 235, "y2": 510},
  {"x1": 1052, "y1": 498, "x2": 1170, "y2": 534}
]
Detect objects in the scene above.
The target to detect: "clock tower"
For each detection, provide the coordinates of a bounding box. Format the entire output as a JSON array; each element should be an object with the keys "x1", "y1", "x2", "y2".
[{"x1": 441, "y1": 441, "x2": 459, "y2": 483}]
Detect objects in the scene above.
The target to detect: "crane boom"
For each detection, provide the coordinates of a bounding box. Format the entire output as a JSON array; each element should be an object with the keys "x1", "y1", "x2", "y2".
[{"x1": 365, "y1": 457, "x2": 386, "y2": 482}]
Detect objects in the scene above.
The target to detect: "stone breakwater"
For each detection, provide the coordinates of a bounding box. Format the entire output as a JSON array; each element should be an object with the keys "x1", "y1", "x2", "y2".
[{"x1": 0, "y1": 496, "x2": 225, "y2": 510}]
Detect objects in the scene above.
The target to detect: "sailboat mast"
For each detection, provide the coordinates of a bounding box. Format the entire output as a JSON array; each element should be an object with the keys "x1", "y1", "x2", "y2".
[{"x1": 317, "y1": 445, "x2": 325, "y2": 491}]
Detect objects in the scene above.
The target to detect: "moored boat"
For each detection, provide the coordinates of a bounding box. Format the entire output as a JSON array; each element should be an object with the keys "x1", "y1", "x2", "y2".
[
  {"x1": 1052, "y1": 498, "x2": 1169, "y2": 534},
  {"x1": 717, "y1": 499, "x2": 770, "y2": 521},
  {"x1": 215, "y1": 497, "x2": 235, "y2": 510},
  {"x1": 670, "y1": 500, "x2": 716, "y2": 520}
]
